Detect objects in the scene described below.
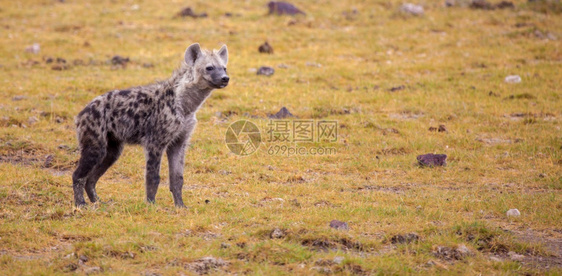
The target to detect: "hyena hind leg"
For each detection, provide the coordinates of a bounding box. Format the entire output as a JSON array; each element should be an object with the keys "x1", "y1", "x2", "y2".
[
  {"x1": 85, "y1": 137, "x2": 124, "y2": 203},
  {"x1": 73, "y1": 146, "x2": 106, "y2": 207}
]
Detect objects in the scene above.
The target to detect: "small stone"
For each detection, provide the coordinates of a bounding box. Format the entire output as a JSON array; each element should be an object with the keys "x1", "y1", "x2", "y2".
[
  {"x1": 43, "y1": 155, "x2": 54, "y2": 168},
  {"x1": 508, "y1": 251, "x2": 525, "y2": 261},
  {"x1": 438, "y1": 124, "x2": 447, "y2": 132},
  {"x1": 539, "y1": 173, "x2": 547, "y2": 178},
  {"x1": 257, "y1": 66, "x2": 274, "y2": 76},
  {"x1": 270, "y1": 228, "x2": 286, "y2": 239},
  {"x1": 506, "y1": 208, "x2": 521, "y2": 217},
  {"x1": 28, "y1": 116, "x2": 39, "y2": 125},
  {"x1": 417, "y1": 153, "x2": 447, "y2": 167},
  {"x1": 277, "y1": 63, "x2": 289, "y2": 68},
  {"x1": 400, "y1": 3, "x2": 424, "y2": 16},
  {"x1": 329, "y1": 220, "x2": 349, "y2": 230},
  {"x1": 79, "y1": 255, "x2": 89, "y2": 263},
  {"x1": 25, "y1": 43, "x2": 40, "y2": 54},
  {"x1": 389, "y1": 85, "x2": 405, "y2": 92},
  {"x1": 496, "y1": 1, "x2": 514, "y2": 9},
  {"x1": 268, "y1": 107, "x2": 294, "y2": 119},
  {"x1": 111, "y1": 55, "x2": 130, "y2": 66},
  {"x1": 176, "y1": 7, "x2": 207, "y2": 18},
  {"x1": 268, "y1": 1, "x2": 306, "y2": 16},
  {"x1": 258, "y1": 41, "x2": 274, "y2": 54},
  {"x1": 490, "y1": 256, "x2": 502, "y2": 262},
  {"x1": 470, "y1": 0, "x2": 493, "y2": 10},
  {"x1": 505, "y1": 75, "x2": 521, "y2": 84},
  {"x1": 220, "y1": 243, "x2": 230, "y2": 249},
  {"x1": 333, "y1": 256, "x2": 344, "y2": 264}
]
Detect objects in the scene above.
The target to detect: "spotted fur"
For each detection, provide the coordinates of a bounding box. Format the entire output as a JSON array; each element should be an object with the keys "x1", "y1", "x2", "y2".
[{"x1": 72, "y1": 43, "x2": 229, "y2": 207}]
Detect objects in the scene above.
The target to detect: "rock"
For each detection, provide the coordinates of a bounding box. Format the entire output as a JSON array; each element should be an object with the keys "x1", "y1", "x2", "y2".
[
  {"x1": 505, "y1": 75, "x2": 521, "y2": 83},
  {"x1": 176, "y1": 7, "x2": 207, "y2": 18},
  {"x1": 268, "y1": 1, "x2": 306, "y2": 16},
  {"x1": 508, "y1": 251, "x2": 525, "y2": 261},
  {"x1": 490, "y1": 256, "x2": 502, "y2": 262},
  {"x1": 496, "y1": 1, "x2": 514, "y2": 9},
  {"x1": 220, "y1": 243, "x2": 230, "y2": 249},
  {"x1": 433, "y1": 244, "x2": 473, "y2": 260},
  {"x1": 470, "y1": 0, "x2": 494, "y2": 9},
  {"x1": 258, "y1": 42, "x2": 274, "y2": 54},
  {"x1": 25, "y1": 43, "x2": 40, "y2": 54},
  {"x1": 329, "y1": 220, "x2": 349, "y2": 230},
  {"x1": 333, "y1": 256, "x2": 344, "y2": 264},
  {"x1": 257, "y1": 66, "x2": 274, "y2": 76},
  {"x1": 428, "y1": 125, "x2": 447, "y2": 132},
  {"x1": 27, "y1": 117, "x2": 39, "y2": 125},
  {"x1": 43, "y1": 155, "x2": 54, "y2": 168},
  {"x1": 268, "y1": 107, "x2": 294, "y2": 119},
  {"x1": 391, "y1": 232, "x2": 420, "y2": 244},
  {"x1": 270, "y1": 228, "x2": 286, "y2": 239},
  {"x1": 506, "y1": 208, "x2": 521, "y2": 217},
  {"x1": 417, "y1": 153, "x2": 447, "y2": 167},
  {"x1": 111, "y1": 55, "x2": 130, "y2": 66},
  {"x1": 400, "y1": 3, "x2": 424, "y2": 15},
  {"x1": 389, "y1": 85, "x2": 405, "y2": 92}
]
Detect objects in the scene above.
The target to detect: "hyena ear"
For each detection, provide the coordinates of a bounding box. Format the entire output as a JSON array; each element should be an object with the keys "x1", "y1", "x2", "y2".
[
  {"x1": 184, "y1": 43, "x2": 202, "y2": 67},
  {"x1": 217, "y1": 45, "x2": 228, "y2": 65}
]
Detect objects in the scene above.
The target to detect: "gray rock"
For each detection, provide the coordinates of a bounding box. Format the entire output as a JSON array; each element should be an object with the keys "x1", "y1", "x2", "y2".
[
  {"x1": 268, "y1": 1, "x2": 306, "y2": 16},
  {"x1": 333, "y1": 256, "x2": 344, "y2": 264},
  {"x1": 506, "y1": 208, "x2": 521, "y2": 217},
  {"x1": 400, "y1": 3, "x2": 424, "y2": 15},
  {"x1": 505, "y1": 75, "x2": 521, "y2": 83},
  {"x1": 268, "y1": 107, "x2": 294, "y2": 119},
  {"x1": 417, "y1": 153, "x2": 447, "y2": 167},
  {"x1": 329, "y1": 220, "x2": 349, "y2": 230},
  {"x1": 270, "y1": 228, "x2": 286, "y2": 239},
  {"x1": 257, "y1": 66, "x2": 274, "y2": 76}
]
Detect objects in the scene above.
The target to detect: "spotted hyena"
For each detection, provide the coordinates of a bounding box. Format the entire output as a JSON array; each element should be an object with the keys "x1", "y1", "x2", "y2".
[{"x1": 73, "y1": 43, "x2": 229, "y2": 207}]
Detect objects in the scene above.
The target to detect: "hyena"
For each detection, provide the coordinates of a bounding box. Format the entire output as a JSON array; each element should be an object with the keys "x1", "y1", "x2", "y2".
[{"x1": 72, "y1": 43, "x2": 229, "y2": 207}]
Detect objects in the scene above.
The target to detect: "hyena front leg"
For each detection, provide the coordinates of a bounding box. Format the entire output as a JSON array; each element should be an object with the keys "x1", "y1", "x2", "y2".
[
  {"x1": 85, "y1": 136, "x2": 124, "y2": 203},
  {"x1": 167, "y1": 135, "x2": 188, "y2": 208},
  {"x1": 144, "y1": 145, "x2": 165, "y2": 204}
]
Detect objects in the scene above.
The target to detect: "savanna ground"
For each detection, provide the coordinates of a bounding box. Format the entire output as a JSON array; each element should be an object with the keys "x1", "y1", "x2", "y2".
[{"x1": 0, "y1": 0, "x2": 561, "y2": 274}]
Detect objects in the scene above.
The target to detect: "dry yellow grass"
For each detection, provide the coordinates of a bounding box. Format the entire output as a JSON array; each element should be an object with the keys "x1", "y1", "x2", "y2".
[{"x1": 0, "y1": 0, "x2": 561, "y2": 274}]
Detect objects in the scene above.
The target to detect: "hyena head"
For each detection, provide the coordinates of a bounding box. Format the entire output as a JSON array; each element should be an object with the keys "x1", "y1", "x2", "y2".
[{"x1": 184, "y1": 43, "x2": 229, "y2": 89}]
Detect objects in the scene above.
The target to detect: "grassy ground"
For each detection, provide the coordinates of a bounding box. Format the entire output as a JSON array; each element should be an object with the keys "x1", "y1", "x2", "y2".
[{"x1": 1, "y1": 0, "x2": 561, "y2": 274}]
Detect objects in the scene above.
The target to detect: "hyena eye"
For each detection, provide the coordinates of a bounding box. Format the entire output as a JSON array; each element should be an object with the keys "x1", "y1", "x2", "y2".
[{"x1": 205, "y1": 66, "x2": 214, "y2": 71}]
